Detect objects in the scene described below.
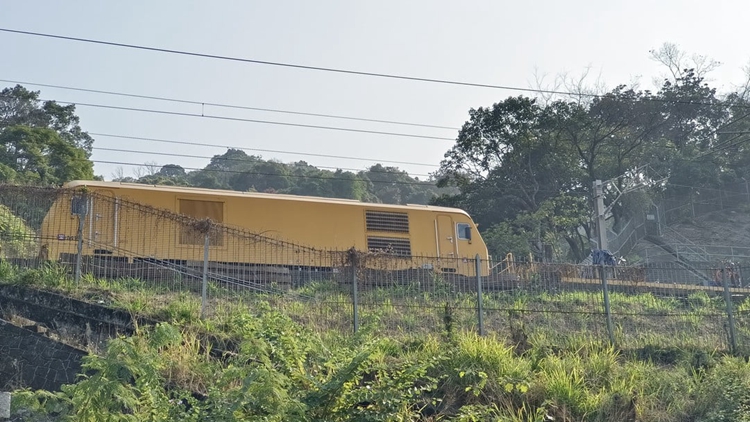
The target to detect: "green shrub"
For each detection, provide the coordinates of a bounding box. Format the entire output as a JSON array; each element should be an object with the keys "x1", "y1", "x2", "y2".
[
  {"x1": 687, "y1": 357, "x2": 750, "y2": 422},
  {"x1": 15, "y1": 262, "x2": 70, "y2": 287},
  {"x1": 0, "y1": 204, "x2": 37, "y2": 258},
  {"x1": 0, "y1": 258, "x2": 16, "y2": 281}
]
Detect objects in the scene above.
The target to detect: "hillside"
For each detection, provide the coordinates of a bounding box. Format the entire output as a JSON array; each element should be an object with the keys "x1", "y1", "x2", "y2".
[
  {"x1": 629, "y1": 206, "x2": 750, "y2": 267},
  {"x1": 113, "y1": 150, "x2": 456, "y2": 205}
]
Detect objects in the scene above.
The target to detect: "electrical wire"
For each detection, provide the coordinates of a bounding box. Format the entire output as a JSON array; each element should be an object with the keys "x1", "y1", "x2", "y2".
[
  {"x1": 42, "y1": 99, "x2": 454, "y2": 141},
  {"x1": 91, "y1": 146, "x2": 435, "y2": 178},
  {"x1": 0, "y1": 78, "x2": 459, "y2": 130},
  {"x1": 89, "y1": 159, "x2": 440, "y2": 186},
  {"x1": 90, "y1": 132, "x2": 440, "y2": 168},
  {"x1": 0, "y1": 28, "x2": 597, "y2": 95},
  {"x1": 1, "y1": 27, "x2": 746, "y2": 108}
]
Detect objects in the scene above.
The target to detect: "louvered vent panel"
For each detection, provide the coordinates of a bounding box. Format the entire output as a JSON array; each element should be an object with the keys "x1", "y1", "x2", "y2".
[
  {"x1": 365, "y1": 211, "x2": 409, "y2": 233},
  {"x1": 367, "y1": 236, "x2": 412, "y2": 256}
]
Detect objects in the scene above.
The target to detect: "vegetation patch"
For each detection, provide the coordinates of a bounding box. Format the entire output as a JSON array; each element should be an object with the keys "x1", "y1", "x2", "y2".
[{"x1": 4, "y1": 263, "x2": 750, "y2": 420}]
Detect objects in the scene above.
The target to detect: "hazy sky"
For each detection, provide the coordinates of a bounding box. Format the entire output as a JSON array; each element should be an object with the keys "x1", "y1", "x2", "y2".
[{"x1": 2, "y1": 1, "x2": 749, "y2": 181}]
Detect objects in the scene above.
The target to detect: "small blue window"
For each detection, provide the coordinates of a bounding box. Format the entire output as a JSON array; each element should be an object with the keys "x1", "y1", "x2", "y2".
[{"x1": 457, "y1": 223, "x2": 472, "y2": 240}]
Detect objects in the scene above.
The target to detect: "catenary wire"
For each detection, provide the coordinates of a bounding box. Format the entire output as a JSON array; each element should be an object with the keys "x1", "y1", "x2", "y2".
[
  {"x1": 91, "y1": 158, "x2": 585, "y2": 196},
  {"x1": 1, "y1": 27, "x2": 747, "y2": 108},
  {"x1": 90, "y1": 132, "x2": 440, "y2": 168},
  {"x1": 42, "y1": 99, "x2": 455, "y2": 141},
  {"x1": 93, "y1": 156, "x2": 750, "y2": 196},
  {"x1": 0, "y1": 78, "x2": 459, "y2": 130},
  {"x1": 89, "y1": 159, "x2": 440, "y2": 186},
  {"x1": 0, "y1": 28, "x2": 603, "y2": 95},
  {"x1": 92, "y1": 146, "x2": 435, "y2": 178}
]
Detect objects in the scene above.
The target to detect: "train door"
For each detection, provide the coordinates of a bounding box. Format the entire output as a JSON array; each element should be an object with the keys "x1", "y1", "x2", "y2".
[
  {"x1": 436, "y1": 214, "x2": 457, "y2": 271},
  {"x1": 90, "y1": 190, "x2": 117, "y2": 253}
]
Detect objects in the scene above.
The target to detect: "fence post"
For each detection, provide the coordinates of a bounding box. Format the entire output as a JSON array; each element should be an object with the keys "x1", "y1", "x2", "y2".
[
  {"x1": 475, "y1": 254, "x2": 484, "y2": 336},
  {"x1": 600, "y1": 265, "x2": 615, "y2": 346},
  {"x1": 721, "y1": 267, "x2": 738, "y2": 354},
  {"x1": 74, "y1": 214, "x2": 84, "y2": 285},
  {"x1": 351, "y1": 251, "x2": 359, "y2": 334},
  {"x1": 201, "y1": 232, "x2": 209, "y2": 319}
]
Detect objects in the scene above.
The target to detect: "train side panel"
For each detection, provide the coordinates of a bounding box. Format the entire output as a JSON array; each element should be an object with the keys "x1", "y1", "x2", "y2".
[{"x1": 42, "y1": 183, "x2": 489, "y2": 275}]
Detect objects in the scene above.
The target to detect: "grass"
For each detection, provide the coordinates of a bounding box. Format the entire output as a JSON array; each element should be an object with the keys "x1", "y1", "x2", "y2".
[
  {"x1": 0, "y1": 260, "x2": 746, "y2": 353},
  {"x1": 5, "y1": 260, "x2": 750, "y2": 420}
]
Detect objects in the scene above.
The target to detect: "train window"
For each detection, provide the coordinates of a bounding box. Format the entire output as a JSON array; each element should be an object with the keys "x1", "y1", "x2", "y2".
[
  {"x1": 457, "y1": 223, "x2": 472, "y2": 240},
  {"x1": 178, "y1": 199, "x2": 224, "y2": 246},
  {"x1": 70, "y1": 195, "x2": 89, "y2": 216}
]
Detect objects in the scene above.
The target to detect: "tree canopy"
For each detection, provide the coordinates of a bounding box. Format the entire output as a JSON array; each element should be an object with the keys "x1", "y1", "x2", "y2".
[
  {"x1": 0, "y1": 85, "x2": 94, "y2": 185},
  {"x1": 115, "y1": 149, "x2": 451, "y2": 205},
  {"x1": 434, "y1": 61, "x2": 750, "y2": 262}
]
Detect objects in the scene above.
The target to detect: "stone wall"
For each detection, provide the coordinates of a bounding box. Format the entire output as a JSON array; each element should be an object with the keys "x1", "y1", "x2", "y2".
[{"x1": 0, "y1": 319, "x2": 85, "y2": 391}]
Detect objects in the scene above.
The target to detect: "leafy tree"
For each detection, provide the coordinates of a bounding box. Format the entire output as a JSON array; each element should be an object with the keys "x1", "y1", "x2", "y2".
[
  {"x1": 435, "y1": 97, "x2": 592, "y2": 260},
  {"x1": 188, "y1": 170, "x2": 227, "y2": 190},
  {"x1": 361, "y1": 164, "x2": 441, "y2": 204},
  {"x1": 0, "y1": 125, "x2": 93, "y2": 185},
  {"x1": 0, "y1": 84, "x2": 95, "y2": 185},
  {"x1": 157, "y1": 163, "x2": 187, "y2": 179},
  {"x1": 327, "y1": 169, "x2": 368, "y2": 200},
  {"x1": 0, "y1": 85, "x2": 94, "y2": 154},
  {"x1": 230, "y1": 160, "x2": 291, "y2": 192}
]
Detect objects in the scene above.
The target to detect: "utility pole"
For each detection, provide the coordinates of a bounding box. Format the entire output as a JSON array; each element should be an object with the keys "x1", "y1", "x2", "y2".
[{"x1": 593, "y1": 180, "x2": 608, "y2": 251}]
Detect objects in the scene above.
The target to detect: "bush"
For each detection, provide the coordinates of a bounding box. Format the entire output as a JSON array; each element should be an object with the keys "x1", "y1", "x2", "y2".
[{"x1": 0, "y1": 204, "x2": 37, "y2": 259}]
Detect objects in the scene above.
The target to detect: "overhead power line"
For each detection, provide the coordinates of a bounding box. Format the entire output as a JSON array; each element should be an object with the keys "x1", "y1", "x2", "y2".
[
  {"x1": 92, "y1": 146, "x2": 435, "y2": 178},
  {"x1": 2, "y1": 27, "x2": 747, "y2": 108},
  {"x1": 43, "y1": 99, "x2": 455, "y2": 141},
  {"x1": 91, "y1": 133, "x2": 440, "y2": 168},
  {"x1": 91, "y1": 159, "x2": 439, "y2": 187},
  {"x1": 0, "y1": 78, "x2": 459, "y2": 130},
  {"x1": 0, "y1": 28, "x2": 582, "y2": 95}
]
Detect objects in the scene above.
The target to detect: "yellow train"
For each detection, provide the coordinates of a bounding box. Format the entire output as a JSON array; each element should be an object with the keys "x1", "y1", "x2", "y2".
[{"x1": 40, "y1": 181, "x2": 489, "y2": 276}]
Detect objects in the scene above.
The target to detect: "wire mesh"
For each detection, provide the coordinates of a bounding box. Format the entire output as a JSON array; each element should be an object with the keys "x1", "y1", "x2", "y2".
[{"x1": 1, "y1": 184, "x2": 749, "y2": 353}]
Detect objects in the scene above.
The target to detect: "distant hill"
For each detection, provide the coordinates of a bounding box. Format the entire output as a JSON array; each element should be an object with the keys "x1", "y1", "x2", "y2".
[{"x1": 112, "y1": 149, "x2": 457, "y2": 205}]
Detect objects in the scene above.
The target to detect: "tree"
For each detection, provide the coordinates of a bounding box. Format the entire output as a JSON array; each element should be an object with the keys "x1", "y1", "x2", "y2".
[
  {"x1": 229, "y1": 161, "x2": 291, "y2": 192},
  {"x1": 0, "y1": 84, "x2": 95, "y2": 185},
  {"x1": 435, "y1": 87, "x2": 672, "y2": 261},
  {"x1": 157, "y1": 164, "x2": 187, "y2": 178},
  {"x1": 0, "y1": 125, "x2": 93, "y2": 184},
  {"x1": 361, "y1": 164, "x2": 438, "y2": 205},
  {"x1": 0, "y1": 85, "x2": 94, "y2": 154},
  {"x1": 436, "y1": 96, "x2": 592, "y2": 260}
]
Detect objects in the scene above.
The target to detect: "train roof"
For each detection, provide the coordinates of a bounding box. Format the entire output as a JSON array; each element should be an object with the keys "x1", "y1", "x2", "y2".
[{"x1": 63, "y1": 180, "x2": 471, "y2": 217}]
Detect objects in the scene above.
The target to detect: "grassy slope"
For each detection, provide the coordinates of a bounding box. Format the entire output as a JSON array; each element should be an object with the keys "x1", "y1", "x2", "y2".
[{"x1": 3, "y1": 262, "x2": 750, "y2": 421}]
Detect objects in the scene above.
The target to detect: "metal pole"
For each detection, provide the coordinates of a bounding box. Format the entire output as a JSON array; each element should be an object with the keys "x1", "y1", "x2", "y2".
[
  {"x1": 593, "y1": 180, "x2": 608, "y2": 251},
  {"x1": 351, "y1": 252, "x2": 359, "y2": 334},
  {"x1": 600, "y1": 265, "x2": 615, "y2": 346},
  {"x1": 594, "y1": 180, "x2": 615, "y2": 345},
  {"x1": 201, "y1": 232, "x2": 209, "y2": 319},
  {"x1": 721, "y1": 267, "x2": 738, "y2": 354},
  {"x1": 75, "y1": 214, "x2": 84, "y2": 285},
  {"x1": 475, "y1": 254, "x2": 484, "y2": 336}
]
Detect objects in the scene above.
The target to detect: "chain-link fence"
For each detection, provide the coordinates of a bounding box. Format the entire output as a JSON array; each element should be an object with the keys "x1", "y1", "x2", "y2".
[
  {"x1": 1, "y1": 184, "x2": 749, "y2": 354},
  {"x1": 604, "y1": 181, "x2": 750, "y2": 261}
]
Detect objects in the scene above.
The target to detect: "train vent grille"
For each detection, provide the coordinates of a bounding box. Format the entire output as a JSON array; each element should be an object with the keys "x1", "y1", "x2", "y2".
[
  {"x1": 367, "y1": 236, "x2": 412, "y2": 256},
  {"x1": 365, "y1": 211, "x2": 409, "y2": 233}
]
